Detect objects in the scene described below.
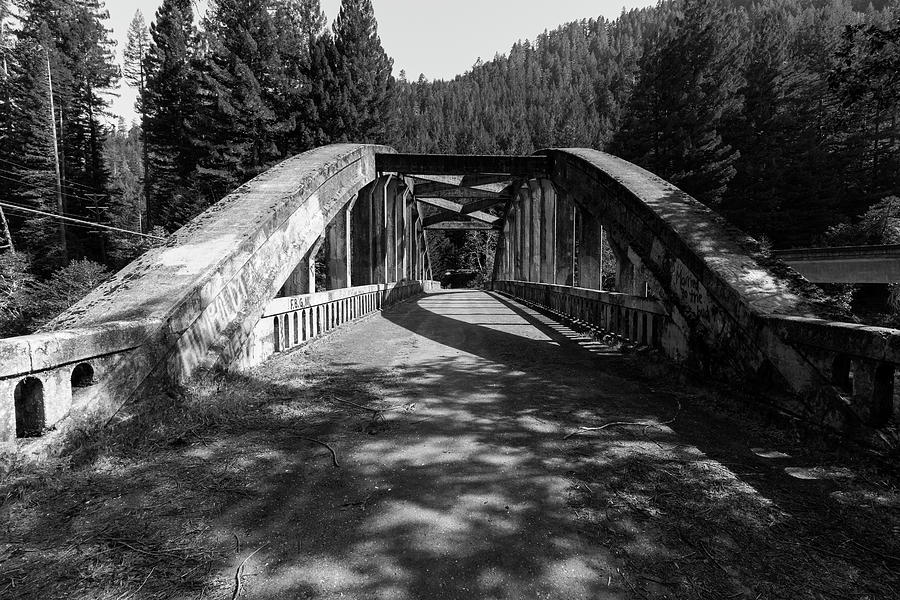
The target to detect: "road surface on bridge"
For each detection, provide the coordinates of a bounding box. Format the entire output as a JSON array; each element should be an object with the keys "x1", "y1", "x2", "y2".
[{"x1": 4, "y1": 290, "x2": 898, "y2": 600}]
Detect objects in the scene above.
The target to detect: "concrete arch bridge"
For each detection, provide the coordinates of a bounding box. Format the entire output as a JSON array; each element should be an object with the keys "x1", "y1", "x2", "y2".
[{"x1": 2, "y1": 144, "x2": 899, "y2": 451}]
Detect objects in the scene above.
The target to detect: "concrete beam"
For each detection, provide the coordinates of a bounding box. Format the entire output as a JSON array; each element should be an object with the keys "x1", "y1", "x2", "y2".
[
  {"x1": 417, "y1": 197, "x2": 499, "y2": 225},
  {"x1": 460, "y1": 197, "x2": 508, "y2": 213},
  {"x1": 425, "y1": 221, "x2": 498, "y2": 230},
  {"x1": 412, "y1": 181, "x2": 513, "y2": 197},
  {"x1": 376, "y1": 153, "x2": 551, "y2": 177}
]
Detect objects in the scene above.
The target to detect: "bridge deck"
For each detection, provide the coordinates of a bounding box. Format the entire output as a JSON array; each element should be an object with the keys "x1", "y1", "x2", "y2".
[{"x1": 4, "y1": 291, "x2": 897, "y2": 599}]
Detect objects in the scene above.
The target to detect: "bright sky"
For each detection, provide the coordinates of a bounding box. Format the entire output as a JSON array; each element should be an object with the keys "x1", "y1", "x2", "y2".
[{"x1": 106, "y1": 0, "x2": 657, "y2": 125}]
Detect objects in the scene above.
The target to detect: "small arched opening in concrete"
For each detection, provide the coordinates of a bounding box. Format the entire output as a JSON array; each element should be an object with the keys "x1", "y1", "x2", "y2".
[
  {"x1": 71, "y1": 362, "x2": 96, "y2": 388},
  {"x1": 15, "y1": 377, "x2": 45, "y2": 438},
  {"x1": 870, "y1": 363, "x2": 895, "y2": 427},
  {"x1": 832, "y1": 355, "x2": 854, "y2": 395},
  {"x1": 274, "y1": 316, "x2": 282, "y2": 353}
]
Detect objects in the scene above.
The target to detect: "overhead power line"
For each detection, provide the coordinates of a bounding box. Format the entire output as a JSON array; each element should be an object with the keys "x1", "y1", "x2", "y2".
[
  {"x1": 0, "y1": 156, "x2": 113, "y2": 195},
  {"x1": 0, "y1": 170, "x2": 110, "y2": 208},
  {"x1": 0, "y1": 201, "x2": 165, "y2": 241}
]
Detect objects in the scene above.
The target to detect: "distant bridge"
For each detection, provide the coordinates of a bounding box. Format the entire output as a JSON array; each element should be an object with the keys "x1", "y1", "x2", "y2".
[
  {"x1": 2, "y1": 144, "x2": 898, "y2": 451},
  {"x1": 775, "y1": 244, "x2": 900, "y2": 284}
]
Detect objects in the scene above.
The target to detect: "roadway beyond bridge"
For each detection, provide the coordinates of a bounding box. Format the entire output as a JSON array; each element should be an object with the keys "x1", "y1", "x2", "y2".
[{"x1": 3, "y1": 289, "x2": 898, "y2": 599}]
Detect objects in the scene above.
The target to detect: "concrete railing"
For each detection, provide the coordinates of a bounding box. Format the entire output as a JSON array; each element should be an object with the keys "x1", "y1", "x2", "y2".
[
  {"x1": 763, "y1": 315, "x2": 900, "y2": 428},
  {"x1": 494, "y1": 280, "x2": 667, "y2": 349},
  {"x1": 240, "y1": 280, "x2": 439, "y2": 367},
  {"x1": 1, "y1": 144, "x2": 438, "y2": 450},
  {"x1": 0, "y1": 320, "x2": 165, "y2": 445}
]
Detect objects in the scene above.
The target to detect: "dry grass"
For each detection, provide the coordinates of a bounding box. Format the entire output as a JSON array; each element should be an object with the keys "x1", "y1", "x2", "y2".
[{"x1": 0, "y1": 361, "x2": 354, "y2": 600}]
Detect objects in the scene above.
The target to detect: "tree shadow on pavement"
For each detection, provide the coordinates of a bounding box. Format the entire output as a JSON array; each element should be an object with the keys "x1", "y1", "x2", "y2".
[{"x1": 0, "y1": 290, "x2": 897, "y2": 599}]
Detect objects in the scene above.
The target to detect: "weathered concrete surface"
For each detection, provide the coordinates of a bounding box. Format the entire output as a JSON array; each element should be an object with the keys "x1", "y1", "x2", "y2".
[
  {"x1": 2, "y1": 144, "x2": 394, "y2": 447},
  {"x1": 501, "y1": 150, "x2": 880, "y2": 431}
]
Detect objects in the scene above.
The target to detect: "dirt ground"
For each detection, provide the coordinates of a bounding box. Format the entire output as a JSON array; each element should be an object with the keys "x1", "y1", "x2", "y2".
[{"x1": 1, "y1": 289, "x2": 899, "y2": 599}]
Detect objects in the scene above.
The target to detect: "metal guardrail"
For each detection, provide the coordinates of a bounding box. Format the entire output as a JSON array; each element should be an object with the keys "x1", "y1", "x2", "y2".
[{"x1": 493, "y1": 280, "x2": 666, "y2": 348}]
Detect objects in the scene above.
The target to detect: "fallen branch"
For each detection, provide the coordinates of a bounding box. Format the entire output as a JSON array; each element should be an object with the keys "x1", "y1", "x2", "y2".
[
  {"x1": 323, "y1": 395, "x2": 381, "y2": 414},
  {"x1": 699, "y1": 541, "x2": 729, "y2": 574},
  {"x1": 300, "y1": 437, "x2": 340, "y2": 467},
  {"x1": 231, "y1": 544, "x2": 268, "y2": 600},
  {"x1": 116, "y1": 567, "x2": 155, "y2": 600},
  {"x1": 564, "y1": 417, "x2": 675, "y2": 440}
]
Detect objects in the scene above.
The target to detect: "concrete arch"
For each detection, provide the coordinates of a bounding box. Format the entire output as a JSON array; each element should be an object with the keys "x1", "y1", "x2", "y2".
[
  {"x1": 1, "y1": 144, "x2": 423, "y2": 445},
  {"x1": 494, "y1": 148, "x2": 867, "y2": 429}
]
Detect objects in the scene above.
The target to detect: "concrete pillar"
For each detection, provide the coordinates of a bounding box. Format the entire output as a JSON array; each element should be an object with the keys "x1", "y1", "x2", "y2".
[
  {"x1": 395, "y1": 188, "x2": 406, "y2": 282},
  {"x1": 412, "y1": 204, "x2": 423, "y2": 279},
  {"x1": 627, "y1": 246, "x2": 650, "y2": 297},
  {"x1": 521, "y1": 185, "x2": 532, "y2": 282},
  {"x1": 279, "y1": 256, "x2": 310, "y2": 296},
  {"x1": 555, "y1": 192, "x2": 575, "y2": 286},
  {"x1": 507, "y1": 205, "x2": 518, "y2": 280},
  {"x1": 400, "y1": 191, "x2": 409, "y2": 280},
  {"x1": 372, "y1": 177, "x2": 387, "y2": 284},
  {"x1": 307, "y1": 236, "x2": 325, "y2": 294},
  {"x1": 540, "y1": 180, "x2": 556, "y2": 283},
  {"x1": 515, "y1": 193, "x2": 525, "y2": 280},
  {"x1": 326, "y1": 208, "x2": 349, "y2": 290},
  {"x1": 351, "y1": 185, "x2": 374, "y2": 286},
  {"x1": 528, "y1": 181, "x2": 541, "y2": 282},
  {"x1": 577, "y1": 205, "x2": 602, "y2": 290},
  {"x1": 384, "y1": 178, "x2": 397, "y2": 283},
  {"x1": 607, "y1": 236, "x2": 635, "y2": 294}
]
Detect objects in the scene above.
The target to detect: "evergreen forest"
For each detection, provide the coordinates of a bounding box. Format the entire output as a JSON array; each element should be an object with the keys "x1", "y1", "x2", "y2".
[{"x1": 0, "y1": 0, "x2": 898, "y2": 335}]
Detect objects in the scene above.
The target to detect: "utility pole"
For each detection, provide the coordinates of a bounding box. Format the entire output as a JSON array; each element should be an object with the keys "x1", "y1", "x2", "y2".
[
  {"x1": 1, "y1": 24, "x2": 11, "y2": 252},
  {"x1": 45, "y1": 47, "x2": 66, "y2": 258},
  {"x1": 0, "y1": 204, "x2": 13, "y2": 252}
]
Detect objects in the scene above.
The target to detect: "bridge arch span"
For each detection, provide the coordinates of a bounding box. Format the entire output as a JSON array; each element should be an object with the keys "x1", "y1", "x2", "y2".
[
  {"x1": 0, "y1": 144, "x2": 434, "y2": 446},
  {"x1": 493, "y1": 149, "x2": 896, "y2": 434},
  {"x1": 2, "y1": 144, "x2": 898, "y2": 450}
]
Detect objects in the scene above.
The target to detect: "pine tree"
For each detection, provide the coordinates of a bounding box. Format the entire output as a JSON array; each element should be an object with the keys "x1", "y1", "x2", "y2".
[
  {"x1": 0, "y1": 0, "x2": 17, "y2": 249},
  {"x1": 273, "y1": 0, "x2": 327, "y2": 155},
  {"x1": 124, "y1": 10, "x2": 150, "y2": 230},
  {"x1": 307, "y1": 29, "x2": 341, "y2": 146},
  {"x1": 14, "y1": 0, "x2": 120, "y2": 262},
  {"x1": 124, "y1": 10, "x2": 151, "y2": 95},
  {"x1": 103, "y1": 121, "x2": 145, "y2": 266},
  {"x1": 611, "y1": 0, "x2": 745, "y2": 206},
  {"x1": 12, "y1": 34, "x2": 65, "y2": 273},
  {"x1": 192, "y1": 0, "x2": 285, "y2": 206},
  {"x1": 330, "y1": 0, "x2": 394, "y2": 142},
  {"x1": 143, "y1": 0, "x2": 200, "y2": 230},
  {"x1": 830, "y1": 16, "x2": 900, "y2": 202}
]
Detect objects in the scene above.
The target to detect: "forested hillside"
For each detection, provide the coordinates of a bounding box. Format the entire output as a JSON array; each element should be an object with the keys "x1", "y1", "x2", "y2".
[
  {"x1": 0, "y1": 0, "x2": 898, "y2": 335},
  {"x1": 391, "y1": 0, "x2": 899, "y2": 248}
]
